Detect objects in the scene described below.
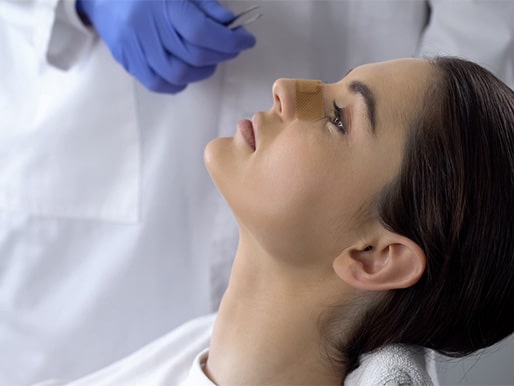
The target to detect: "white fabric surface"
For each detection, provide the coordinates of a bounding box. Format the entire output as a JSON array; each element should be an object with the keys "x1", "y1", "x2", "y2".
[
  {"x1": 1, "y1": 1, "x2": 513, "y2": 385},
  {"x1": 346, "y1": 345, "x2": 434, "y2": 386},
  {"x1": 33, "y1": 314, "x2": 216, "y2": 386},
  {"x1": 34, "y1": 313, "x2": 434, "y2": 386}
]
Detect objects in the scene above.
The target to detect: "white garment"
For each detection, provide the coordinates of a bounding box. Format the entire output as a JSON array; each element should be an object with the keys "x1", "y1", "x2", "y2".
[
  {"x1": 1, "y1": 1, "x2": 513, "y2": 385},
  {"x1": 33, "y1": 313, "x2": 216, "y2": 386},
  {"x1": 35, "y1": 313, "x2": 434, "y2": 386}
]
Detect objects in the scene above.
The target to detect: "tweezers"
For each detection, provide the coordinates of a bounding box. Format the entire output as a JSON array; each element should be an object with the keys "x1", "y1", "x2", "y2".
[{"x1": 225, "y1": 5, "x2": 262, "y2": 29}]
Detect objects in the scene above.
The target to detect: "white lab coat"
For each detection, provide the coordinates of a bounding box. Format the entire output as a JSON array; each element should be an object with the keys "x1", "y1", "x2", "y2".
[{"x1": 0, "y1": 1, "x2": 513, "y2": 385}]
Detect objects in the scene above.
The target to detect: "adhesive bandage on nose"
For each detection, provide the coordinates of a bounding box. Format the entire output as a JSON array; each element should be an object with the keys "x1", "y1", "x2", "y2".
[{"x1": 295, "y1": 79, "x2": 324, "y2": 121}]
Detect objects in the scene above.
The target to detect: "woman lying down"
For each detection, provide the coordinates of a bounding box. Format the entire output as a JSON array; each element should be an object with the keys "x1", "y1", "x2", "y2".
[{"x1": 38, "y1": 57, "x2": 514, "y2": 386}]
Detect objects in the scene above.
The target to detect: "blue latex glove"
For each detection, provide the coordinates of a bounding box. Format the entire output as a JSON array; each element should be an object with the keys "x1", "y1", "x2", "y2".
[{"x1": 76, "y1": 0, "x2": 256, "y2": 93}]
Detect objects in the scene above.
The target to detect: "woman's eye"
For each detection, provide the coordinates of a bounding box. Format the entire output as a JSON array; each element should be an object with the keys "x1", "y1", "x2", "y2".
[{"x1": 328, "y1": 101, "x2": 347, "y2": 134}]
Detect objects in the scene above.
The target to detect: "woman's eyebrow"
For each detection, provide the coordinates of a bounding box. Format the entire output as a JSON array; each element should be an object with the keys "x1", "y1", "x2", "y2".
[{"x1": 348, "y1": 80, "x2": 376, "y2": 135}]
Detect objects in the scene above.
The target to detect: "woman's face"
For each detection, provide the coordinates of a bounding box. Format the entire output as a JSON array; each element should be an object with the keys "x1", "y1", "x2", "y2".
[{"x1": 205, "y1": 58, "x2": 434, "y2": 262}]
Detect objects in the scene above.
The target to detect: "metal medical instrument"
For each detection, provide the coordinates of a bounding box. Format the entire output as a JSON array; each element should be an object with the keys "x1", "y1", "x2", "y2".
[{"x1": 226, "y1": 5, "x2": 262, "y2": 29}]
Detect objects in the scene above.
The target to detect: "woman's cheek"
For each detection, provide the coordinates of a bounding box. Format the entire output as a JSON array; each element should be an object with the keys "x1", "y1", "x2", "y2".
[{"x1": 262, "y1": 144, "x2": 325, "y2": 201}]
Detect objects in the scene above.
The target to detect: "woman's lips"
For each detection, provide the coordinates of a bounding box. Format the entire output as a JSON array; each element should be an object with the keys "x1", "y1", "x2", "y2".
[{"x1": 237, "y1": 118, "x2": 256, "y2": 151}]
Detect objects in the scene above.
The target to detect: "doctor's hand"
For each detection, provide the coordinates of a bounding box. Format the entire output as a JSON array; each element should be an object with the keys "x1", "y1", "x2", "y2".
[{"x1": 76, "y1": 0, "x2": 256, "y2": 93}]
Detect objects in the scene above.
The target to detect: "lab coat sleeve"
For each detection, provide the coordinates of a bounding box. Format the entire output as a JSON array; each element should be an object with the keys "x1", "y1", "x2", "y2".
[
  {"x1": 418, "y1": 0, "x2": 514, "y2": 88},
  {"x1": 0, "y1": 0, "x2": 95, "y2": 71},
  {"x1": 46, "y1": 0, "x2": 96, "y2": 69},
  {"x1": 0, "y1": 0, "x2": 58, "y2": 62}
]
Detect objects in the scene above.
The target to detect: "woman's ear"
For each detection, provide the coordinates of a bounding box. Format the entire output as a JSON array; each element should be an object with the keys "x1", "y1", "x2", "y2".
[{"x1": 333, "y1": 229, "x2": 426, "y2": 291}]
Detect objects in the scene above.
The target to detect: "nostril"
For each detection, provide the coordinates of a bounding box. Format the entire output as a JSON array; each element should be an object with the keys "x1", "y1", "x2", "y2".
[
  {"x1": 272, "y1": 78, "x2": 293, "y2": 118},
  {"x1": 274, "y1": 93, "x2": 282, "y2": 114}
]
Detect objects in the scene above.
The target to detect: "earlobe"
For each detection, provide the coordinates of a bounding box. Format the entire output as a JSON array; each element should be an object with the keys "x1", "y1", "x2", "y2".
[{"x1": 333, "y1": 232, "x2": 426, "y2": 291}]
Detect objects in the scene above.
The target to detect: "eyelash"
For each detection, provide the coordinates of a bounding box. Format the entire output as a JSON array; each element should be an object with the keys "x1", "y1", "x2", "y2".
[{"x1": 328, "y1": 101, "x2": 347, "y2": 134}]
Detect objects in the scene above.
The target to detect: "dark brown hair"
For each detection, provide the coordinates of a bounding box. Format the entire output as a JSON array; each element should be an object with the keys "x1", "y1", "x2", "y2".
[{"x1": 332, "y1": 57, "x2": 514, "y2": 375}]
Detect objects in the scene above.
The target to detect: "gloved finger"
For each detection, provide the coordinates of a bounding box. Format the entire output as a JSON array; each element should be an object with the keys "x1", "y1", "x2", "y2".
[
  {"x1": 149, "y1": 78, "x2": 188, "y2": 94},
  {"x1": 118, "y1": 31, "x2": 187, "y2": 94},
  {"x1": 192, "y1": 0, "x2": 235, "y2": 24},
  {"x1": 153, "y1": 15, "x2": 239, "y2": 66},
  {"x1": 165, "y1": 0, "x2": 256, "y2": 54},
  {"x1": 147, "y1": 44, "x2": 218, "y2": 85}
]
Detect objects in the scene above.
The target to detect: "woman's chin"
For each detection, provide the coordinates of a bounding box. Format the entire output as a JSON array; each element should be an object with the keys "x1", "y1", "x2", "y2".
[
  {"x1": 204, "y1": 138, "x2": 240, "y2": 204},
  {"x1": 204, "y1": 137, "x2": 226, "y2": 170},
  {"x1": 204, "y1": 138, "x2": 231, "y2": 179}
]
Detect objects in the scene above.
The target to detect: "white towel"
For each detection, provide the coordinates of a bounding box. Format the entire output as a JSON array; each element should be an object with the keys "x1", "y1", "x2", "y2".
[{"x1": 345, "y1": 344, "x2": 435, "y2": 386}]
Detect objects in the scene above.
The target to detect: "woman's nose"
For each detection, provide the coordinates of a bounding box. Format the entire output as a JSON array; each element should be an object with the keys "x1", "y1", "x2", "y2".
[
  {"x1": 272, "y1": 78, "x2": 325, "y2": 122},
  {"x1": 272, "y1": 78, "x2": 296, "y2": 120}
]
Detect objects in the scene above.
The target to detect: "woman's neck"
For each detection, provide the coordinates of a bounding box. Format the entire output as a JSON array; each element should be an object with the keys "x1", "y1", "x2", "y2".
[{"x1": 205, "y1": 231, "x2": 354, "y2": 385}]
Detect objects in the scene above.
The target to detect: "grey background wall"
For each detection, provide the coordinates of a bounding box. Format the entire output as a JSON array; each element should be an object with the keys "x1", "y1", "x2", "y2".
[{"x1": 437, "y1": 335, "x2": 514, "y2": 385}]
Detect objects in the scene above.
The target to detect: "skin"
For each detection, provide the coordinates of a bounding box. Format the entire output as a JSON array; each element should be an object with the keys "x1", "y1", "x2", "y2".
[{"x1": 203, "y1": 58, "x2": 434, "y2": 385}]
